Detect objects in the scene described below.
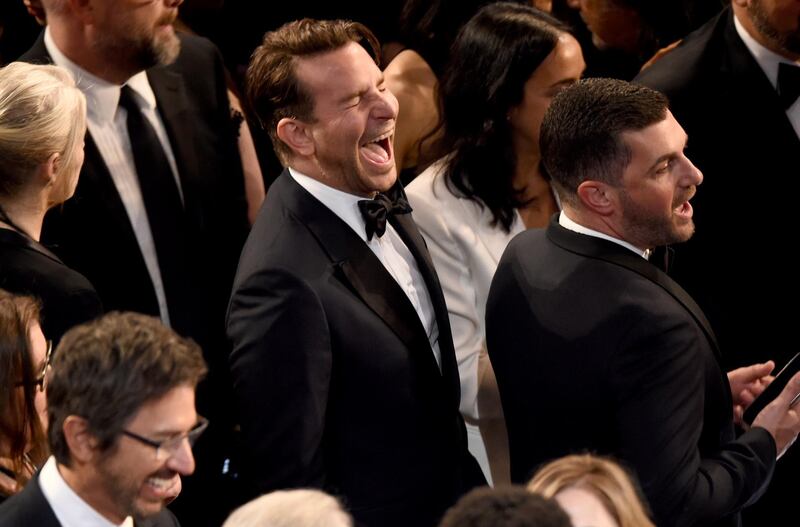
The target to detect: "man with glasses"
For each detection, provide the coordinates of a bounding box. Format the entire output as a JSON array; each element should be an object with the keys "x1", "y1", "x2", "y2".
[{"x1": 0, "y1": 311, "x2": 207, "y2": 526}]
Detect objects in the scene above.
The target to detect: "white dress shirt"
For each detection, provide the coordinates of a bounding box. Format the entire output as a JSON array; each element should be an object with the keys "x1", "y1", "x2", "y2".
[
  {"x1": 559, "y1": 211, "x2": 651, "y2": 259},
  {"x1": 289, "y1": 168, "x2": 442, "y2": 370},
  {"x1": 39, "y1": 456, "x2": 133, "y2": 527},
  {"x1": 44, "y1": 27, "x2": 183, "y2": 327},
  {"x1": 734, "y1": 13, "x2": 800, "y2": 139}
]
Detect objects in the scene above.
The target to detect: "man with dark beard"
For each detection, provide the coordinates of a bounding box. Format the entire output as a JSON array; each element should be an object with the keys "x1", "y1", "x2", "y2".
[
  {"x1": 18, "y1": 1, "x2": 249, "y2": 524},
  {"x1": 635, "y1": 1, "x2": 800, "y2": 522},
  {"x1": 0, "y1": 312, "x2": 207, "y2": 526},
  {"x1": 486, "y1": 78, "x2": 800, "y2": 527}
]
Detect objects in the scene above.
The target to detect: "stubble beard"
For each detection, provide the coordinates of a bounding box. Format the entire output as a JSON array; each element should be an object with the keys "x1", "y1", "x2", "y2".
[{"x1": 749, "y1": 1, "x2": 800, "y2": 56}]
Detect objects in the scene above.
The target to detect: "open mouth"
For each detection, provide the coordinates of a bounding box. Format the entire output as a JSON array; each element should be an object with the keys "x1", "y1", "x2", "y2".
[
  {"x1": 673, "y1": 200, "x2": 693, "y2": 219},
  {"x1": 360, "y1": 130, "x2": 393, "y2": 168}
]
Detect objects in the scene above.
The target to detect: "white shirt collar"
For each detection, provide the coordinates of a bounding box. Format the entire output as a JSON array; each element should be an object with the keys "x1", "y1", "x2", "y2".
[
  {"x1": 559, "y1": 211, "x2": 650, "y2": 259},
  {"x1": 733, "y1": 12, "x2": 800, "y2": 89},
  {"x1": 38, "y1": 456, "x2": 133, "y2": 527},
  {"x1": 44, "y1": 26, "x2": 158, "y2": 124},
  {"x1": 288, "y1": 167, "x2": 371, "y2": 243}
]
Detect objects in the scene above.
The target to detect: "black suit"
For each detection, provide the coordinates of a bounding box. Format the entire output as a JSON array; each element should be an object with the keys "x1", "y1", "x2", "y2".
[
  {"x1": 227, "y1": 171, "x2": 484, "y2": 527},
  {"x1": 486, "y1": 220, "x2": 776, "y2": 527},
  {"x1": 0, "y1": 474, "x2": 179, "y2": 526},
  {"x1": 0, "y1": 228, "x2": 102, "y2": 345},
  {"x1": 634, "y1": 9, "x2": 800, "y2": 523},
  {"x1": 20, "y1": 32, "x2": 249, "y2": 526}
]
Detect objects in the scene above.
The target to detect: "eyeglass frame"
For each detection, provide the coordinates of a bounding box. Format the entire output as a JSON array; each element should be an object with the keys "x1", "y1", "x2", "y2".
[
  {"x1": 121, "y1": 416, "x2": 209, "y2": 460},
  {"x1": 15, "y1": 339, "x2": 53, "y2": 392}
]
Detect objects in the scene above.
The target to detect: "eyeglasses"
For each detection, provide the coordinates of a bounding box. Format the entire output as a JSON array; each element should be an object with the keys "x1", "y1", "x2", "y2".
[
  {"x1": 15, "y1": 339, "x2": 53, "y2": 392},
  {"x1": 122, "y1": 416, "x2": 209, "y2": 460}
]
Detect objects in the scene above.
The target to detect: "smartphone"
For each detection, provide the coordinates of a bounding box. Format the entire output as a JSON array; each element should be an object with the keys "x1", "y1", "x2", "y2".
[{"x1": 743, "y1": 352, "x2": 800, "y2": 426}]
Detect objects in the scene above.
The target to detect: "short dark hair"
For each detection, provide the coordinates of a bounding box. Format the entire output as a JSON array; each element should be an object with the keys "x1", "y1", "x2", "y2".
[
  {"x1": 439, "y1": 2, "x2": 569, "y2": 232},
  {"x1": 540, "y1": 78, "x2": 668, "y2": 205},
  {"x1": 246, "y1": 18, "x2": 380, "y2": 164},
  {"x1": 439, "y1": 486, "x2": 572, "y2": 527},
  {"x1": 47, "y1": 312, "x2": 207, "y2": 465},
  {"x1": 0, "y1": 289, "x2": 47, "y2": 488}
]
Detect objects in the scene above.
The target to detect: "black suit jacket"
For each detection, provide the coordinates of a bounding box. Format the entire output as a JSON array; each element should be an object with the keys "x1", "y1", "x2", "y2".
[
  {"x1": 227, "y1": 171, "x2": 484, "y2": 527},
  {"x1": 0, "y1": 228, "x2": 102, "y2": 344},
  {"x1": 0, "y1": 473, "x2": 179, "y2": 526},
  {"x1": 20, "y1": 31, "x2": 249, "y2": 526},
  {"x1": 634, "y1": 10, "x2": 800, "y2": 523},
  {"x1": 486, "y1": 220, "x2": 776, "y2": 527},
  {"x1": 19, "y1": 32, "x2": 249, "y2": 360}
]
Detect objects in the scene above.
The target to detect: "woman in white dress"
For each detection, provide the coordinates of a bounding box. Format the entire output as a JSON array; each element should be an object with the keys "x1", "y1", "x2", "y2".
[{"x1": 406, "y1": 2, "x2": 585, "y2": 485}]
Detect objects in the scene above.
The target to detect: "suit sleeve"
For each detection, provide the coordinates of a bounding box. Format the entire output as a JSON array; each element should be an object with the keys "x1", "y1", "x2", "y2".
[
  {"x1": 227, "y1": 267, "x2": 331, "y2": 496},
  {"x1": 408, "y1": 183, "x2": 487, "y2": 421},
  {"x1": 611, "y1": 314, "x2": 775, "y2": 526}
]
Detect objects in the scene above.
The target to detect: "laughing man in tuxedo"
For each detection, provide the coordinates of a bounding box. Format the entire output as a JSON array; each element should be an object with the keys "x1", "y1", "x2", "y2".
[
  {"x1": 227, "y1": 18, "x2": 484, "y2": 527},
  {"x1": 486, "y1": 78, "x2": 800, "y2": 527}
]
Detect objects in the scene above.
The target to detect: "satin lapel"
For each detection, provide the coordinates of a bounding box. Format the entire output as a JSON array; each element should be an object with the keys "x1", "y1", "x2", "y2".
[
  {"x1": 276, "y1": 174, "x2": 442, "y2": 376},
  {"x1": 146, "y1": 67, "x2": 204, "y2": 231},
  {"x1": 390, "y1": 210, "x2": 462, "y2": 397},
  {"x1": 547, "y1": 219, "x2": 721, "y2": 358}
]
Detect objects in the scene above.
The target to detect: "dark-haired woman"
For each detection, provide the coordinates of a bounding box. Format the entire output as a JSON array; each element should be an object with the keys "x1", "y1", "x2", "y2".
[
  {"x1": 0, "y1": 289, "x2": 49, "y2": 502},
  {"x1": 0, "y1": 62, "x2": 102, "y2": 346},
  {"x1": 406, "y1": 2, "x2": 585, "y2": 485}
]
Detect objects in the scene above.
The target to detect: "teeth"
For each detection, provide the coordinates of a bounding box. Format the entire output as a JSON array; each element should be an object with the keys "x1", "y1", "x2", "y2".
[
  {"x1": 146, "y1": 477, "x2": 175, "y2": 490},
  {"x1": 364, "y1": 130, "x2": 392, "y2": 146}
]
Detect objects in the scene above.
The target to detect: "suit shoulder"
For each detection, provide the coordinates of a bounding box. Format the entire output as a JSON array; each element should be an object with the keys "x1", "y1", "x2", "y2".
[{"x1": 635, "y1": 10, "x2": 727, "y2": 97}]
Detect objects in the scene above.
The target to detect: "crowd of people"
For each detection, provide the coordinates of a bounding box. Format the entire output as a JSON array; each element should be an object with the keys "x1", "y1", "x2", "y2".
[{"x1": 1, "y1": 0, "x2": 799, "y2": 525}]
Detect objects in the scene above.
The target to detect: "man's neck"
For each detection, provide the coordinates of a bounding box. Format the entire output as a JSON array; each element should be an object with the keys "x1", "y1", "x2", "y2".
[
  {"x1": 58, "y1": 462, "x2": 127, "y2": 525},
  {"x1": 733, "y1": 4, "x2": 800, "y2": 62},
  {"x1": 47, "y1": 23, "x2": 137, "y2": 85}
]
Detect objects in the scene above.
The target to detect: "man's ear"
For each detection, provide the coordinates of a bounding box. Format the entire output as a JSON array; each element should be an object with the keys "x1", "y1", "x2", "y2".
[
  {"x1": 62, "y1": 415, "x2": 100, "y2": 463},
  {"x1": 276, "y1": 118, "x2": 315, "y2": 157},
  {"x1": 576, "y1": 180, "x2": 617, "y2": 216}
]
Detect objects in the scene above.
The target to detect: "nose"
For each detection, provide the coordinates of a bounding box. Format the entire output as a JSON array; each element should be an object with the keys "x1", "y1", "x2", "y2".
[
  {"x1": 682, "y1": 154, "x2": 703, "y2": 187},
  {"x1": 373, "y1": 88, "x2": 399, "y2": 121},
  {"x1": 167, "y1": 438, "x2": 196, "y2": 475}
]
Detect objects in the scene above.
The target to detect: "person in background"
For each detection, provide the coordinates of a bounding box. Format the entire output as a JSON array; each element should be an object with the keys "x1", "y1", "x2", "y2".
[
  {"x1": 223, "y1": 489, "x2": 352, "y2": 527},
  {"x1": 0, "y1": 312, "x2": 207, "y2": 526},
  {"x1": 0, "y1": 61, "x2": 102, "y2": 346},
  {"x1": 528, "y1": 454, "x2": 656, "y2": 527},
  {"x1": 406, "y1": 2, "x2": 584, "y2": 485},
  {"x1": 0, "y1": 290, "x2": 49, "y2": 503}
]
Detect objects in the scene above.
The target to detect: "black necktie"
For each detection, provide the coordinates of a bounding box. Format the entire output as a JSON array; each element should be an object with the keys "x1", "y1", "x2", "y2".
[
  {"x1": 777, "y1": 62, "x2": 800, "y2": 110},
  {"x1": 118, "y1": 85, "x2": 190, "y2": 327},
  {"x1": 357, "y1": 188, "x2": 413, "y2": 241}
]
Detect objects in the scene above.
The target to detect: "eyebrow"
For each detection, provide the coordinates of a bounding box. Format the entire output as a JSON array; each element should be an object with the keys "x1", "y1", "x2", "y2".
[
  {"x1": 337, "y1": 75, "x2": 386, "y2": 106},
  {"x1": 648, "y1": 135, "x2": 689, "y2": 172}
]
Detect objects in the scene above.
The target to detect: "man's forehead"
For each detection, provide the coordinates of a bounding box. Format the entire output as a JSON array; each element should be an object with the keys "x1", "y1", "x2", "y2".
[{"x1": 294, "y1": 42, "x2": 378, "y2": 90}]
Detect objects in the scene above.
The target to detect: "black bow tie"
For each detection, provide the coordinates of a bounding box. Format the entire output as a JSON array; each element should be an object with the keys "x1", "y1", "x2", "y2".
[
  {"x1": 357, "y1": 188, "x2": 413, "y2": 241},
  {"x1": 778, "y1": 62, "x2": 800, "y2": 110}
]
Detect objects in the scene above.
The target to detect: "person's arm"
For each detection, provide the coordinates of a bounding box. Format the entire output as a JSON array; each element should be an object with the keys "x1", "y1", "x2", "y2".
[
  {"x1": 611, "y1": 315, "x2": 776, "y2": 526},
  {"x1": 227, "y1": 268, "x2": 331, "y2": 495},
  {"x1": 227, "y1": 89, "x2": 265, "y2": 225}
]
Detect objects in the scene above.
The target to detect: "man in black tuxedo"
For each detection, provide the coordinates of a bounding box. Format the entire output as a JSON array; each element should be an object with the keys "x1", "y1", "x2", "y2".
[
  {"x1": 486, "y1": 78, "x2": 800, "y2": 527},
  {"x1": 634, "y1": 3, "x2": 800, "y2": 522},
  {"x1": 0, "y1": 312, "x2": 207, "y2": 527},
  {"x1": 19, "y1": 1, "x2": 250, "y2": 522},
  {"x1": 227, "y1": 18, "x2": 484, "y2": 527}
]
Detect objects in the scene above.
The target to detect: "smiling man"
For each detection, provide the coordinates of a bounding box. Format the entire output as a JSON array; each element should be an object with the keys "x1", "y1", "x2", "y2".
[
  {"x1": 226, "y1": 18, "x2": 484, "y2": 527},
  {"x1": 486, "y1": 78, "x2": 800, "y2": 527},
  {"x1": 0, "y1": 312, "x2": 207, "y2": 526}
]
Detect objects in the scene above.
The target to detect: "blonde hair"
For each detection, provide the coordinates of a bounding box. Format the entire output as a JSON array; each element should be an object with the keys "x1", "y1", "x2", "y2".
[
  {"x1": 527, "y1": 454, "x2": 655, "y2": 527},
  {"x1": 223, "y1": 489, "x2": 353, "y2": 527},
  {"x1": 0, "y1": 62, "x2": 86, "y2": 204}
]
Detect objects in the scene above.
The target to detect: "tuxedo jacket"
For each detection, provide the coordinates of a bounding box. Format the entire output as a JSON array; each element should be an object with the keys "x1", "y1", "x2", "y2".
[
  {"x1": 0, "y1": 228, "x2": 102, "y2": 345},
  {"x1": 19, "y1": 32, "x2": 249, "y2": 359},
  {"x1": 635, "y1": 8, "x2": 800, "y2": 371},
  {"x1": 486, "y1": 220, "x2": 776, "y2": 527},
  {"x1": 0, "y1": 474, "x2": 179, "y2": 526},
  {"x1": 227, "y1": 171, "x2": 484, "y2": 527}
]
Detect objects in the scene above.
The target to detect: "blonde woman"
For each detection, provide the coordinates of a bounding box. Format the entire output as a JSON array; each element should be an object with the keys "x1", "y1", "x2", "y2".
[
  {"x1": 223, "y1": 489, "x2": 352, "y2": 527},
  {"x1": 528, "y1": 455, "x2": 655, "y2": 527},
  {"x1": 0, "y1": 62, "x2": 101, "y2": 344}
]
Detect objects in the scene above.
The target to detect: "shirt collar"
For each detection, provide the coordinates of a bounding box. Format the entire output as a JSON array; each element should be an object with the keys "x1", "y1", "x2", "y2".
[
  {"x1": 44, "y1": 27, "x2": 158, "y2": 124},
  {"x1": 38, "y1": 456, "x2": 133, "y2": 527},
  {"x1": 733, "y1": 12, "x2": 800, "y2": 89},
  {"x1": 559, "y1": 211, "x2": 651, "y2": 259},
  {"x1": 288, "y1": 167, "x2": 371, "y2": 243}
]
